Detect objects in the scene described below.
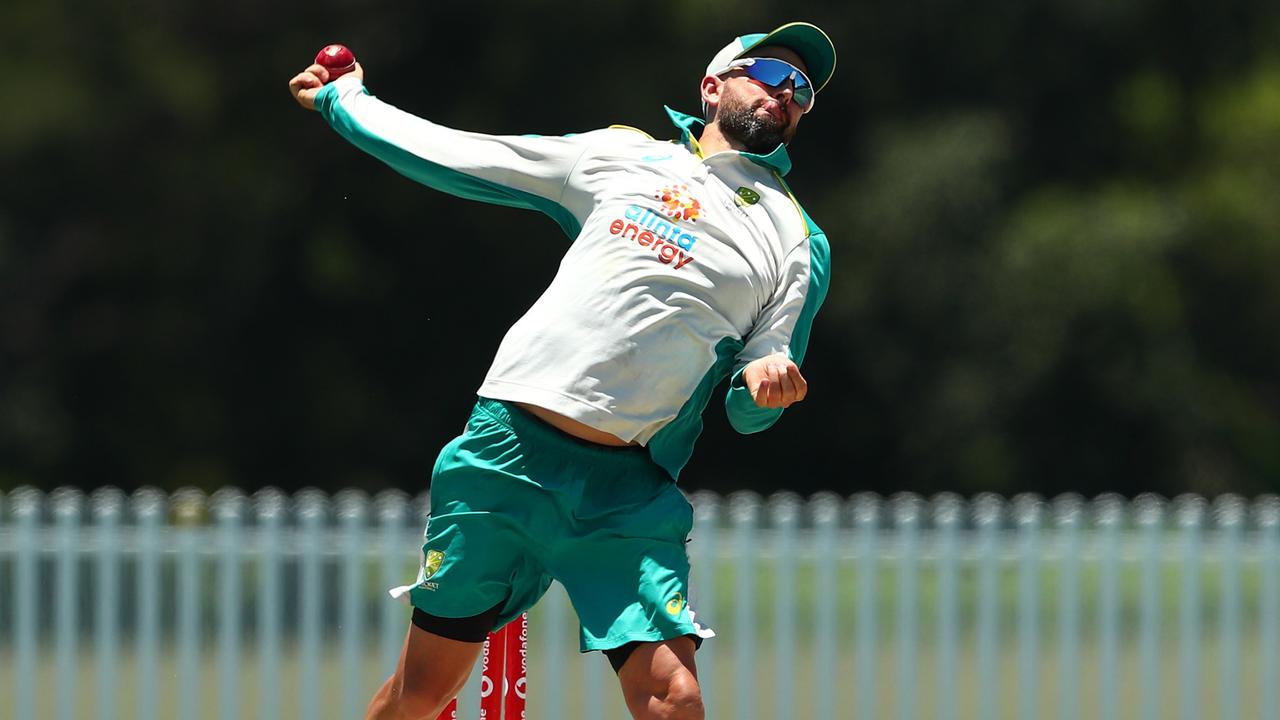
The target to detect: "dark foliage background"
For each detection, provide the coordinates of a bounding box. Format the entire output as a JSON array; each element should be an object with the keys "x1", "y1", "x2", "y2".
[{"x1": 3, "y1": 1, "x2": 1278, "y2": 497}]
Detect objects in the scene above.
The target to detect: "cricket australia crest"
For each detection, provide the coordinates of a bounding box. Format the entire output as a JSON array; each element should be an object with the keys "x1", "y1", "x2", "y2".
[{"x1": 419, "y1": 549, "x2": 445, "y2": 590}]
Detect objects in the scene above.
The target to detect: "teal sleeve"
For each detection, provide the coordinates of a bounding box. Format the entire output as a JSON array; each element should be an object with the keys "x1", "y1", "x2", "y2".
[
  {"x1": 723, "y1": 223, "x2": 830, "y2": 435},
  {"x1": 724, "y1": 369, "x2": 785, "y2": 434}
]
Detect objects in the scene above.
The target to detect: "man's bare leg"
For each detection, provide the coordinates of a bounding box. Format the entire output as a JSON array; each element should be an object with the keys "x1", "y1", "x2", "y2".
[
  {"x1": 615, "y1": 637, "x2": 704, "y2": 720},
  {"x1": 365, "y1": 621, "x2": 484, "y2": 720}
]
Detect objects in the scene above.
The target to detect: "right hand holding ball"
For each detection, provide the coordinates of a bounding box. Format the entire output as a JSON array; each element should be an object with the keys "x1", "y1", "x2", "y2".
[
  {"x1": 289, "y1": 44, "x2": 361, "y2": 110},
  {"x1": 314, "y1": 44, "x2": 356, "y2": 80}
]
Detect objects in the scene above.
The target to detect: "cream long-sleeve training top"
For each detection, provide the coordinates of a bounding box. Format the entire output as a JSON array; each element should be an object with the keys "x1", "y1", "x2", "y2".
[{"x1": 317, "y1": 77, "x2": 830, "y2": 478}]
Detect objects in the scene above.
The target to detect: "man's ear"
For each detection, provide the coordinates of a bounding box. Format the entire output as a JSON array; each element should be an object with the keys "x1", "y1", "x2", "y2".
[{"x1": 700, "y1": 75, "x2": 722, "y2": 119}]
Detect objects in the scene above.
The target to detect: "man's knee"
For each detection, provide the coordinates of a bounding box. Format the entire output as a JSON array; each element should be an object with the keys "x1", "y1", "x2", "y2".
[
  {"x1": 381, "y1": 674, "x2": 458, "y2": 720},
  {"x1": 390, "y1": 690, "x2": 445, "y2": 720},
  {"x1": 616, "y1": 637, "x2": 704, "y2": 720},
  {"x1": 662, "y1": 671, "x2": 705, "y2": 720}
]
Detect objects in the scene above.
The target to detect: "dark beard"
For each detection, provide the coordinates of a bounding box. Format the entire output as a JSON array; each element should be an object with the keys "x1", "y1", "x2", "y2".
[{"x1": 717, "y1": 97, "x2": 787, "y2": 154}]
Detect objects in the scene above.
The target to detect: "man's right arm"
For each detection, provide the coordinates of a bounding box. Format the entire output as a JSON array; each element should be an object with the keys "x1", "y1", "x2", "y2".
[{"x1": 291, "y1": 67, "x2": 594, "y2": 237}]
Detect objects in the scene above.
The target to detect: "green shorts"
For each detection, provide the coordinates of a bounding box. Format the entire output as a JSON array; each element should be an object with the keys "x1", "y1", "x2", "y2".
[{"x1": 398, "y1": 397, "x2": 711, "y2": 652}]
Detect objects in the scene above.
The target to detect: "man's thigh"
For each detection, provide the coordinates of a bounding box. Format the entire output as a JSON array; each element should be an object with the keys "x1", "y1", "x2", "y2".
[
  {"x1": 364, "y1": 621, "x2": 486, "y2": 719},
  {"x1": 614, "y1": 637, "x2": 703, "y2": 719},
  {"x1": 615, "y1": 635, "x2": 699, "y2": 686},
  {"x1": 394, "y1": 621, "x2": 486, "y2": 697}
]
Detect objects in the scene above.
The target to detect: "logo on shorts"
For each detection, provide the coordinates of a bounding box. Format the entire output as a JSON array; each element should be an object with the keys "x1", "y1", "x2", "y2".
[
  {"x1": 418, "y1": 549, "x2": 445, "y2": 590},
  {"x1": 665, "y1": 592, "x2": 686, "y2": 617}
]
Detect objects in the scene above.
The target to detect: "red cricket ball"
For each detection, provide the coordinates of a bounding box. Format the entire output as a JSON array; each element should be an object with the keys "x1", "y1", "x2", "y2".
[{"x1": 315, "y1": 44, "x2": 356, "y2": 80}]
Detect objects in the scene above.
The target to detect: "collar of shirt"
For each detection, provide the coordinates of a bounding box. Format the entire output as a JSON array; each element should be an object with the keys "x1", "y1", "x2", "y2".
[{"x1": 663, "y1": 106, "x2": 793, "y2": 177}]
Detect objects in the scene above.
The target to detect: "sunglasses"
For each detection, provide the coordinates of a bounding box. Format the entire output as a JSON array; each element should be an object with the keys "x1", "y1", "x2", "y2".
[{"x1": 719, "y1": 57, "x2": 816, "y2": 113}]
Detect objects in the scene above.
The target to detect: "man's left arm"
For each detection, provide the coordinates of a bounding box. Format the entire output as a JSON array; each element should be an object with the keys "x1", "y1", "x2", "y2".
[{"x1": 724, "y1": 225, "x2": 831, "y2": 434}]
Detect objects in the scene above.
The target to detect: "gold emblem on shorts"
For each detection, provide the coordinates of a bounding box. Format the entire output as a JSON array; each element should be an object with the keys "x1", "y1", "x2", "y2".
[
  {"x1": 666, "y1": 592, "x2": 685, "y2": 616},
  {"x1": 422, "y1": 549, "x2": 445, "y2": 581}
]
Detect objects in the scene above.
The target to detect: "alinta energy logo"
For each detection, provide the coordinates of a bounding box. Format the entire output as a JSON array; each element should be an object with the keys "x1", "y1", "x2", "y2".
[
  {"x1": 607, "y1": 184, "x2": 703, "y2": 271},
  {"x1": 657, "y1": 184, "x2": 702, "y2": 222}
]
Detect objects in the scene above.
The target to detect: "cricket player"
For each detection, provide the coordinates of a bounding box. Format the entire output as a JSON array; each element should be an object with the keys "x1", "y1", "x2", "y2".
[{"x1": 289, "y1": 21, "x2": 835, "y2": 720}]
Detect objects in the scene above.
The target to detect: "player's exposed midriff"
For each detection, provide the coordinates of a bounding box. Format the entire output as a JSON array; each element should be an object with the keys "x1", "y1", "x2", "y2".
[{"x1": 515, "y1": 402, "x2": 640, "y2": 448}]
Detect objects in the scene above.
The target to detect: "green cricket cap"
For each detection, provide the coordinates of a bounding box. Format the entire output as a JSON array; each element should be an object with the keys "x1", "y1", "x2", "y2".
[{"x1": 705, "y1": 21, "x2": 837, "y2": 93}]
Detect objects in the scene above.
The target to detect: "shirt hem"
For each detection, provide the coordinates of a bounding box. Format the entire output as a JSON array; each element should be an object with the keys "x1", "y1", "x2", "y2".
[{"x1": 477, "y1": 378, "x2": 662, "y2": 445}]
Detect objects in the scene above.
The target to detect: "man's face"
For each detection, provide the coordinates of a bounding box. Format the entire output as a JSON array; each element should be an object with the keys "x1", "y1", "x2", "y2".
[{"x1": 710, "y1": 45, "x2": 809, "y2": 153}]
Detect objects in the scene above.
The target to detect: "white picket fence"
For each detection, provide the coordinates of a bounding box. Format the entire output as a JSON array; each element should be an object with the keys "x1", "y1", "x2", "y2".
[{"x1": 1, "y1": 487, "x2": 1278, "y2": 720}]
